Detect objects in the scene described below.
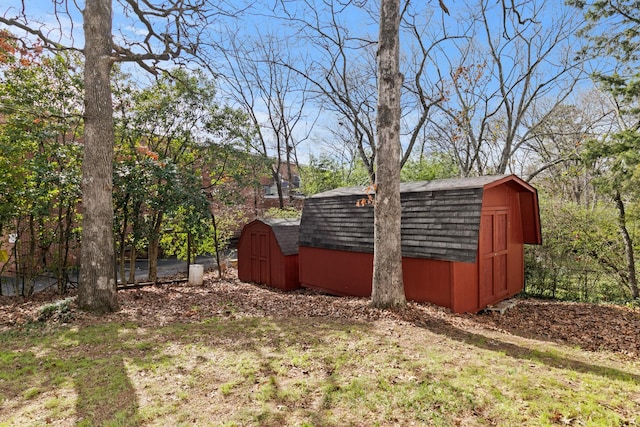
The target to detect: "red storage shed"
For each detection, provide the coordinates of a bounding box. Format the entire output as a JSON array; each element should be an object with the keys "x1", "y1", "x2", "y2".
[
  {"x1": 237, "y1": 218, "x2": 301, "y2": 291},
  {"x1": 298, "y1": 175, "x2": 542, "y2": 313}
]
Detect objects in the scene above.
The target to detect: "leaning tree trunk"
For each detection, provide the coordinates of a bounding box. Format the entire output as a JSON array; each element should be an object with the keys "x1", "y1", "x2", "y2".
[
  {"x1": 77, "y1": 0, "x2": 119, "y2": 313},
  {"x1": 614, "y1": 190, "x2": 639, "y2": 299},
  {"x1": 371, "y1": 0, "x2": 406, "y2": 308}
]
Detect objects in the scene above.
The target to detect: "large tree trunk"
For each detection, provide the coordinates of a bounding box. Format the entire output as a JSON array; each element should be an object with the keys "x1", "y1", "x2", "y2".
[
  {"x1": 614, "y1": 190, "x2": 639, "y2": 299},
  {"x1": 77, "y1": 0, "x2": 119, "y2": 313},
  {"x1": 371, "y1": 0, "x2": 406, "y2": 308}
]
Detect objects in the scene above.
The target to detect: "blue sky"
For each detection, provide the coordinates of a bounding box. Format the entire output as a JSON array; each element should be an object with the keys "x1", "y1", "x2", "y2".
[{"x1": 0, "y1": 0, "x2": 596, "y2": 167}]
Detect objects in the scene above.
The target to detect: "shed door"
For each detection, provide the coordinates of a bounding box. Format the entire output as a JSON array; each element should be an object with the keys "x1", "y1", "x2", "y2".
[
  {"x1": 479, "y1": 209, "x2": 509, "y2": 306},
  {"x1": 250, "y1": 231, "x2": 270, "y2": 284}
]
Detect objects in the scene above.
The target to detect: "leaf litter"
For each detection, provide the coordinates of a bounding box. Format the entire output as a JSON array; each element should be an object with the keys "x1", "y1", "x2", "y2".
[{"x1": 1, "y1": 269, "x2": 639, "y2": 357}]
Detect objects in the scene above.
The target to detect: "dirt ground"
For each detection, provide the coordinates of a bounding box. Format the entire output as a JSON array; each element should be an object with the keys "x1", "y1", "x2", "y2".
[{"x1": 1, "y1": 270, "x2": 639, "y2": 358}]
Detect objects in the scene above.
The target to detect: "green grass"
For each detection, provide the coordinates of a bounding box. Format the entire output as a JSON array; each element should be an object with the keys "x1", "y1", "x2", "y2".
[{"x1": 0, "y1": 316, "x2": 639, "y2": 426}]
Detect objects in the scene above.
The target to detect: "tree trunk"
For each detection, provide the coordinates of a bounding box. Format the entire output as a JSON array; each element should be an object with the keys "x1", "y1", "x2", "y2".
[
  {"x1": 371, "y1": 0, "x2": 406, "y2": 308},
  {"x1": 26, "y1": 213, "x2": 36, "y2": 296},
  {"x1": 128, "y1": 246, "x2": 137, "y2": 284},
  {"x1": 60, "y1": 202, "x2": 74, "y2": 293},
  {"x1": 147, "y1": 211, "x2": 163, "y2": 283},
  {"x1": 77, "y1": 0, "x2": 118, "y2": 313},
  {"x1": 272, "y1": 167, "x2": 285, "y2": 209},
  {"x1": 118, "y1": 194, "x2": 130, "y2": 285},
  {"x1": 129, "y1": 202, "x2": 142, "y2": 284},
  {"x1": 614, "y1": 190, "x2": 639, "y2": 299},
  {"x1": 211, "y1": 212, "x2": 223, "y2": 278}
]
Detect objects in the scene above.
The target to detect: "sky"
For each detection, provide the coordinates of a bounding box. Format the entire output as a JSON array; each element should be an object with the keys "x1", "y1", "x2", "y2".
[{"x1": 0, "y1": 0, "x2": 596, "y2": 167}]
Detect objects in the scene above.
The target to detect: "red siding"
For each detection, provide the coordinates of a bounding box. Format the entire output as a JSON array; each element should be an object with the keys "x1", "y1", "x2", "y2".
[
  {"x1": 451, "y1": 262, "x2": 479, "y2": 313},
  {"x1": 238, "y1": 221, "x2": 300, "y2": 291},
  {"x1": 478, "y1": 184, "x2": 526, "y2": 308},
  {"x1": 403, "y1": 257, "x2": 451, "y2": 308},
  {"x1": 299, "y1": 247, "x2": 456, "y2": 308},
  {"x1": 299, "y1": 246, "x2": 372, "y2": 296}
]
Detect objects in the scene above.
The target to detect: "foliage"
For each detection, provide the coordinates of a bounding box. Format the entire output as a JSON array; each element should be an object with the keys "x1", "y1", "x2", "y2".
[
  {"x1": 264, "y1": 207, "x2": 301, "y2": 219},
  {"x1": 299, "y1": 152, "x2": 459, "y2": 197},
  {"x1": 525, "y1": 195, "x2": 634, "y2": 302},
  {"x1": 400, "y1": 153, "x2": 459, "y2": 182},
  {"x1": 563, "y1": 1, "x2": 640, "y2": 300},
  {"x1": 569, "y1": 0, "x2": 640, "y2": 185},
  {"x1": 112, "y1": 69, "x2": 253, "y2": 281},
  {"x1": 0, "y1": 49, "x2": 83, "y2": 294},
  {"x1": 37, "y1": 297, "x2": 76, "y2": 322},
  {"x1": 299, "y1": 154, "x2": 371, "y2": 196},
  {"x1": 569, "y1": 0, "x2": 640, "y2": 73},
  {"x1": 160, "y1": 205, "x2": 248, "y2": 262}
]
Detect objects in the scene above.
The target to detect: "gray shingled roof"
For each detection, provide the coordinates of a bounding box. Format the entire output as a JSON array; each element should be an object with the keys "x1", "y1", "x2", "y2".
[
  {"x1": 262, "y1": 218, "x2": 300, "y2": 256},
  {"x1": 300, "y1": 175, "x2": 510, "y2": 263}
]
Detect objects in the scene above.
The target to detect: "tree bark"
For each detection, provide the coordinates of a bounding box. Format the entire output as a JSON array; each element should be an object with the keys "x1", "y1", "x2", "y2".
[
  {"x1": 118, "y1": 195, "x2": 130, "y2": 285},
  {"x1": 77, "y1": 0, "x2": 119, "y2": 313},
  {"x1": 371, "y1": 0, "x2": 406, "y2": 308},
  {"x1": 147, "y1": 211, "x2": 163, "y2": 283},
  {"x1": 211, "y1": 212, "x2": 223, "y2": 279},
  {"x1": 614, "y1": 190, "x2": 639, "y2": 299},
  {"x1": 128, "y1": 246, "x2": 137, "y2": 284}
]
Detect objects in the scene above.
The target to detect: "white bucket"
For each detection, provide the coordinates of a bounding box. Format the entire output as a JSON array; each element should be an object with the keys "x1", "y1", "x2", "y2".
[{"x1": 188, "y1": 264, "x2": 204, "y2": 286}]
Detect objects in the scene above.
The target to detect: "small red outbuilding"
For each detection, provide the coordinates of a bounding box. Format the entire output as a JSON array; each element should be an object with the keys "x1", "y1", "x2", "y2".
[
  {"x1": 237, "y1": 218, "x2": 300, "y2": 291},
  {"x1": 298, "y1": 175, "x2": 542, "y2": 313}
]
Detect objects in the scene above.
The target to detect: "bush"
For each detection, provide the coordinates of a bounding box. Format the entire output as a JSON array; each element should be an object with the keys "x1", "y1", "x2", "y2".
[
  {"x1": 37, "y1": 297, "x2": 76, "y2": 323},
  {"x1": 524, "y1": 195, "x2": 634, "y2": 303}
]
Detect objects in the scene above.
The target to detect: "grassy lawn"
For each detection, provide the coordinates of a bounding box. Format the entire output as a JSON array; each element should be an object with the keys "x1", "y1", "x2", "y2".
[{"x1": 1, "y1": 311, "x2": 639, "y2": 426}]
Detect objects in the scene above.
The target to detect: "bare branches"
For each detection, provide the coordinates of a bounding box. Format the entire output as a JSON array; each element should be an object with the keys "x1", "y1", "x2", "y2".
[
  {"x1": 218, "y1": 26, "x2": 315, "y2": 206},
  {"x1": 429, "y1": 0, "x2": 586, "y2": 176},
  {"x1": 2, "y1": 0, "x2": 247, "y2": 77},
  {"x1": 0, "y1": 16, "x2": 81, "y2": 53},
  {"x1": 263, "y1": 0, "x2": 459, "y2": 181}
]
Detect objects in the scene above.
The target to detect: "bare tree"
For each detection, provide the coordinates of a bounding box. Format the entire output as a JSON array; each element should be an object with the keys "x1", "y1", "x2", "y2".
[
  {"x1": 1, "y1": 0, "x2": 243, "y2": 312},
  {"x1": 274, "y1": 0, "x2": 455, "y2": 182},
  {"x1": 270, "y1": 0, "x2": 453, "y2": 306},
  {"x1": 219, "y1": 29, "x2": 316, "y2": 209},
  {"x1": 430, "y1": 0, "x2": 585, "y2": 176},
  {"x1": 522, "y1": 90, "x2": 617, "y2": 201}
]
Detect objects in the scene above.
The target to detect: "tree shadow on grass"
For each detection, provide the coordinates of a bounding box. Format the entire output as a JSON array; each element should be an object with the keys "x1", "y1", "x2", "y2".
[
  {"x1": 73, "y1": 354, "x2": 139, "y2": 426},
  {"x1": 48, "y1": 325, "x2": 141, "y2": 426},
  {"x1": 404, "y1": 312, "x2": 640, "y2": 384},
  {"x1": 0, "y1": 324, "x2": 142, "y2": 425}
]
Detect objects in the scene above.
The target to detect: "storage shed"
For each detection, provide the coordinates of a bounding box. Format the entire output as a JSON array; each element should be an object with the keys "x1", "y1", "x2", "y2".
[
  {"x1": 298, "y1": 175, "x2": 541, "y2": 313},
  {"x1": 237, "y1": 218, "x2": 301, "y2": 291}
]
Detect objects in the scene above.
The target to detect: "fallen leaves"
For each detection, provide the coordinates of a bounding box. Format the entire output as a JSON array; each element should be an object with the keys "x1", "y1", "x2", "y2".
[
  {"x1": 474, "y1": 299, "x2": 640, "y2": 357},
  {"x1": 1, "y1": 270, "x2": 639, "y2": 357}
]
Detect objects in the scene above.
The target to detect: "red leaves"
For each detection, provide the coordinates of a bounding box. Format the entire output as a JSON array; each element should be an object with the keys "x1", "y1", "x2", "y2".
[{"x1": 355, "y1": 184, "x2": 376, "y2": 207}]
